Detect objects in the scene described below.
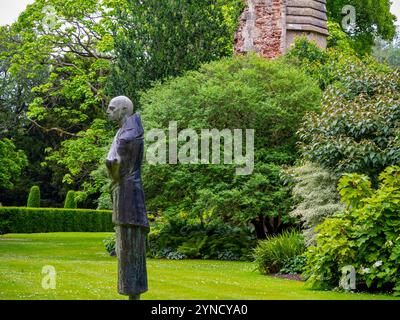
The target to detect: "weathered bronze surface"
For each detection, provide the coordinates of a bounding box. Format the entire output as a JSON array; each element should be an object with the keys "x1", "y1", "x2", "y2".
[{"x1": 105, "y1": 96, "x2": 149, "y2": 300}]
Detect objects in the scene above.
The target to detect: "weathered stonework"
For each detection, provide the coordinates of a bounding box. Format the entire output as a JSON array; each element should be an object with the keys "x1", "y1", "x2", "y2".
[
  {"x1": 234, "y1": 0, "x2": 286, "y2": 58},
  {"x1": 234, "y1": 0, "x2": 328, "y2": 59}
]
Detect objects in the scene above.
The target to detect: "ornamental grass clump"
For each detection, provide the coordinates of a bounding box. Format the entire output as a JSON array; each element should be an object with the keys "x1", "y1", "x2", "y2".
[{"x1": 253, "y1": 230, "x2": 306, "y2": 275}]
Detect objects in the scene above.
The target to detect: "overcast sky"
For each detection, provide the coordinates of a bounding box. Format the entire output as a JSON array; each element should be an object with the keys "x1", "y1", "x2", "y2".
[
  {"x1": 0, "y1": 0, "x2": 399, "y2": 26},
  {"x1": 393, "y1": 0, "x2": 400, "y2": 23},
  {"x1": 0, "y1": 0, "x2": 34, "y2": 26}
]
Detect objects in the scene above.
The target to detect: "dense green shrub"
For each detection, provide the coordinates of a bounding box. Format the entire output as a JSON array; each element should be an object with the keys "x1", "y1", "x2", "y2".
[
  {"x1": 304, "y1": 166, "x2": 400, "y2": 295},
  {"x1": 253, "y1": 230, "x2": 306, "y2": 275},
  {"x1": 286, "y1": 37, "x2": 390, "y2": 91},
  {"x1": 140, "y1": 53, "x2": 321, "y2": 239},
  {"x1": 326, "y1": 21, "x2": 356, "y2": 54},
  {"x1": 103, "y1": 233, "x2": 116, "y2": 256},
  {"x1": 279, "y1": 255, "x2": 307, "y2": 275},
  {"x1": 27, "y1": 186, "x2": 40, "y2": 208},
  {"x1": 298, "y1": 65, "x2": 400, "y2": 181},
  {"x1": 64, "y1": 191, "x2": 77, "y2": 209},
  {"x1": 0, "y1": 207, "x2": 113, "y2": 233},
  {"x1": 147, "y1": 211, "x2": 256, "y2": 261}
]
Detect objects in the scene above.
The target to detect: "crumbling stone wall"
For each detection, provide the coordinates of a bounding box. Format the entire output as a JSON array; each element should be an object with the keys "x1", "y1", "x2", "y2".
[
  {"x1": 234, "y1": 0, "x2": 286, "y2": 59},
  {"x1": 234, "y1": 0, "x2": 328, "y2": 59}
]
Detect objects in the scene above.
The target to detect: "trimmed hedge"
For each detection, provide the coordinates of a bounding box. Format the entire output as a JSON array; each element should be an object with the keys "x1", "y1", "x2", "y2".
[
  {"x1": 0, "y1": 207, "x2": 113, "y2": 234},
  {"x1": 27, "y1": 186, "x2": 40, "y2": 207},
  {"x1": 64, "y1": 191, "x2": 77, "y2": 209}
]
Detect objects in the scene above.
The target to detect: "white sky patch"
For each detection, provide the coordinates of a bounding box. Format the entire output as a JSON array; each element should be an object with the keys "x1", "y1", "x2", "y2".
[
  {"x1": 392, "y1": 0, "x2": 400, "y2": 25},
  {"x1": 0, "y1": 0, "x2": 34, "y2": 26},
  {"x1": 0, "y1": 1, "x2": 399, "y2": 28}
]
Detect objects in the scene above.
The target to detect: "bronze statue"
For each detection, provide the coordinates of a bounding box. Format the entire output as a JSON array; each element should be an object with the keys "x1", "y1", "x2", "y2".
[{"x1": 105, "y1": 96, "x2": 149, "y2": 300}]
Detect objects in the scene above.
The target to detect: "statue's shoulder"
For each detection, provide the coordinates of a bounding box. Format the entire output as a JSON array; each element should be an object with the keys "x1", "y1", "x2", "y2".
[{"x1": 119, "y1": 113, "x2": 144, "y2": 142}]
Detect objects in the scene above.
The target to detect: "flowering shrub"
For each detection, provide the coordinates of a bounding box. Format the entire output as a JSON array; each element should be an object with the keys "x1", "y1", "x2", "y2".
[{"x1": 304, "y1": 166, "x2": 400, "y2": 295}]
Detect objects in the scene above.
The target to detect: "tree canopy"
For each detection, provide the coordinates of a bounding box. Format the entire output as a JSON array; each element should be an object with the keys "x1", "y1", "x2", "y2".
[{"x1": 326, "y1": 0, "x2": 397, "y2": 54}]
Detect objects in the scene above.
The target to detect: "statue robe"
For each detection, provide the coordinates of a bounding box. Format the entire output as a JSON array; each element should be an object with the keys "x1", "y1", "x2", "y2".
[{"x1": 106, "y1": 112, "x2": 149, "y2": 296}]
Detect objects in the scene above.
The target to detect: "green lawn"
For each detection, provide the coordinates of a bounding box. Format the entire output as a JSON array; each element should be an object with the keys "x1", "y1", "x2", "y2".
[{"x1": 0, "y1": 232, "x2": 398, "y2": 300}]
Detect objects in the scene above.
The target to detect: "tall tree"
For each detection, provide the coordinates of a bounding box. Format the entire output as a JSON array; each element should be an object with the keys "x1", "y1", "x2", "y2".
[
  {"x1": 0, "y1": 139, "x2": 28, "y2": 199},
  {"x1": 374, "y1": 26, "x2": 400, "y2": 67},
  {"x1": 108, "y1": 0, "x2": 244, "y2": 104},
  {"x1": 0, "y1": 0, "x2": 116, "y2": 205},
  {"x1": 327, "y1": 0, "x2": 397, "y2": 54}
]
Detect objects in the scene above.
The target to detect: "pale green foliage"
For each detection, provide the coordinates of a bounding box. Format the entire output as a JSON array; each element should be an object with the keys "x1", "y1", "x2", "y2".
[
  {"x1": 337, "y1": 173, "x2": 373, "y2": 209},
  {"x1": 90, "y1": 163, "x2": 112, "y2": 210},
  {"x1": 326, "y1": 21, "x2": 356, "y2": 55},
  {"x1": 286, "y1": 36, "x2": 390, "y2": 91},
  {"x1": 44, "y1": 119, "x2": 113, "y2": 197},
  {"x1": 0, "y1": 0, "x2": 118, "y2": 205},
  {"x1": 373, "y1": 27, "x2": 400, "y2": 67},
  {"x1": 14, "y1": 0, "x2": 115, "y2": 133},
  {"x1": 288, "y1": 162, "x2": 343, "y2": 230}
]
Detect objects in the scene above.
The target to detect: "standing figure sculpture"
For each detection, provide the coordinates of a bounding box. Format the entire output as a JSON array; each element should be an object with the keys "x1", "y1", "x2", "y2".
[{"x1": 105, "y1": 96, "x2": 149, "y2": 300}]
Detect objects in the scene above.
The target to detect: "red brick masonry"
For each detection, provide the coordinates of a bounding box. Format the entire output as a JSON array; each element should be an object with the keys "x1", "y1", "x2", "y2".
[
  {"x1": 234, "y1": 0, "x2": 285, "y2": 59},
  {"x1": 234, "y1": 0, "x2": 328, "y2": 59}
]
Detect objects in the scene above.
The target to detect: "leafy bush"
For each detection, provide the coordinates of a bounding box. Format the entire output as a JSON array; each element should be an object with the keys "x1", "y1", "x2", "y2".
[
  {"x1": 286, "y1": 37, "x2": 389, "y2": 91},
  {"x1": 299, "y1": 69, "x2": 400, "y2": 181},
  {"x1": 27, "y1": 186, "x2": 40, "y2": 208},
  {"x1": 287, "y1": 162, "x2": 343, "y2": 234},
  {"x1": 304, "y1": 166, "x2": 400, "y2": 295},
  {"x1": 103, "y1": 233, "x2": 116, "y2": 256},
  {"x1": 147, "y1": 211, "x2": 256, "y2": 261},
  {"x1": 253, "y1": 230, "x2": 306, "y2": 275},
  {"x1": 326, "y1": 21, "x2": 356, "y2": 54},
  {"x1": 64, "y1": 191, "x2": 77, "y2": 209},
  {"x1": 279, "y1": 255, "x2": 307, "y2": 275},
  {"x1": 0, "y1": 207, "x2": 113, "y2": 233},
  {"x1": 140, "y1": 53, "x2": 321, "y2": 239}
]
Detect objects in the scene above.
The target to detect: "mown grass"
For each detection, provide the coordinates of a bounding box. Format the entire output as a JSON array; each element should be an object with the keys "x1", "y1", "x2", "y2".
[{"x1": 0, "y1": 233, "x2": 398, "y2": 300}]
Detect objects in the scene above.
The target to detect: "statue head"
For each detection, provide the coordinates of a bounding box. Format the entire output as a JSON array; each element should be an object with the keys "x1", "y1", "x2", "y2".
[{"x1": 106, "y1": 96, "x2": 134, "y2": 125}]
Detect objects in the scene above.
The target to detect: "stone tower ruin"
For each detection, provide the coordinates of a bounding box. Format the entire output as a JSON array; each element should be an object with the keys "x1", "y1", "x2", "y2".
[{"x1": 234, "y1": 0, "x2": 329, "y2": 59}]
